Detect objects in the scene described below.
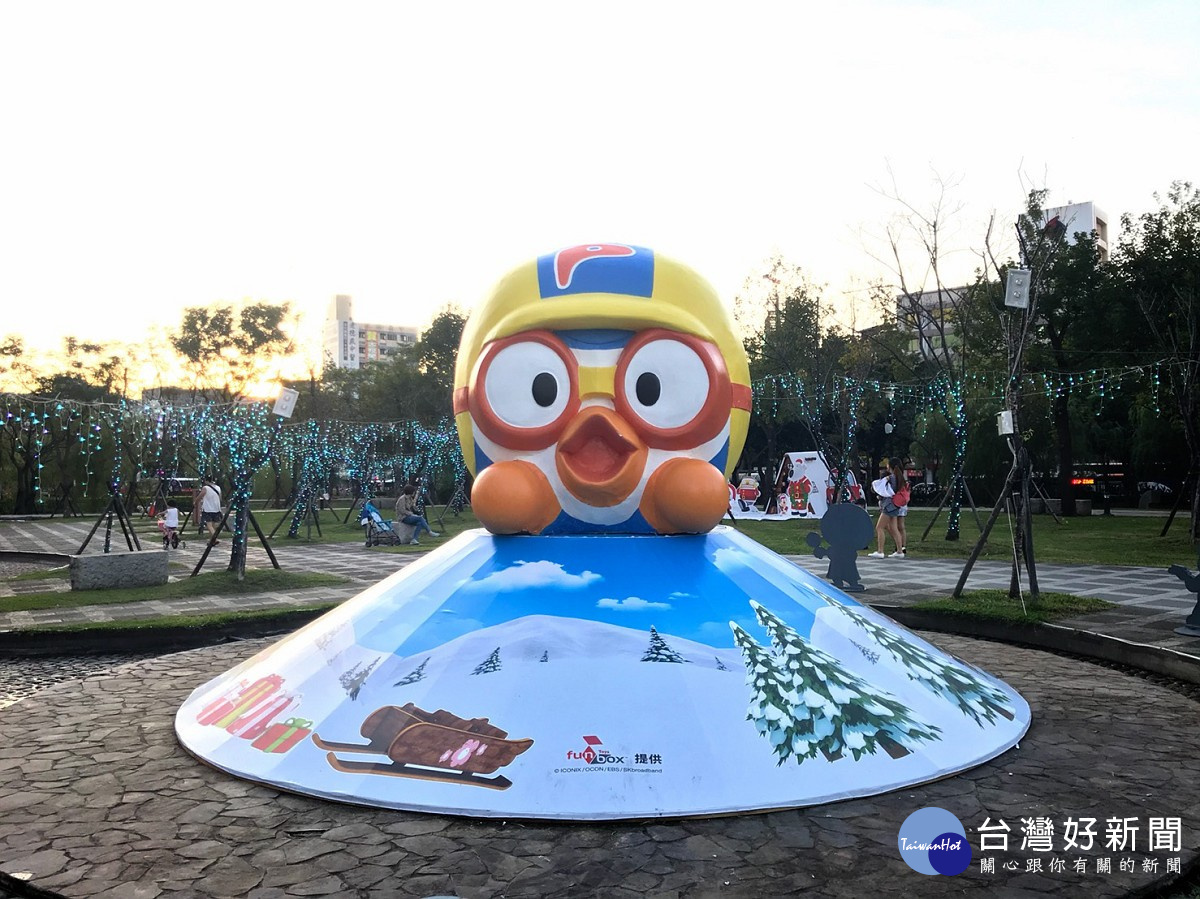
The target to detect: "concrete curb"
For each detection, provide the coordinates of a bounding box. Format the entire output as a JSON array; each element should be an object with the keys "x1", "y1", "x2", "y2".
[
  {"x1": 0, "y1": 549, "x2": 72, "y2": 566},
  {"x1": 879, "y1": 605, "x2": 1200, "y2": 686}
]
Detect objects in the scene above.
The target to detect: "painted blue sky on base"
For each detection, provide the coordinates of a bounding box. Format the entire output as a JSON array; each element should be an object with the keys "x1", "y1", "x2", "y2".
[{"x1": 349, "y1": 527, "x2": 850, "y2": 657}]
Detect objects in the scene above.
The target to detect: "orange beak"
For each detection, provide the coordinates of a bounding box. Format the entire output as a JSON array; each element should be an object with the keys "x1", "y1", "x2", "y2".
[{"x1": 555, "y1": 407, "x2": 648, "y2": 507}]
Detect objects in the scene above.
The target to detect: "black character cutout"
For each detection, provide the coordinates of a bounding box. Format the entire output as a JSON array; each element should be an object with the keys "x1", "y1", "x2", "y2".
[
  {"x1": 1168, "y1": 554, "x2": 1200, "y2": 636},
  {"x1": 805, "y1": 503, "x2": 874, "y2": 592}
]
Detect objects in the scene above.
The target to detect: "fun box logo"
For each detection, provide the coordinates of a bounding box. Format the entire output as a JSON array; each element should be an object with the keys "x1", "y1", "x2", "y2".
[
  {"x1": 898, "y1": 807, "x2": 972, "y2": 876},
  {"x1": 565, "y1": 735, "x2": 624, "y2": 765}
]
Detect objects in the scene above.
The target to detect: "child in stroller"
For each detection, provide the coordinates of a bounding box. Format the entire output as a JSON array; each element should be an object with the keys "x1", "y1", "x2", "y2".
[
  {"x1": 157, "y1": 500, "x2": 184, "y2": 549},
  {"x1": 359, "y1": 501, "x2": 404, "y2": 546}
]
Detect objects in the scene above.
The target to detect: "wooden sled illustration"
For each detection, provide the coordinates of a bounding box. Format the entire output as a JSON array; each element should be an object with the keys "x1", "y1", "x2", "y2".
[{"x1": 313, "y1": 702, "x2": 534, "y2": 791}]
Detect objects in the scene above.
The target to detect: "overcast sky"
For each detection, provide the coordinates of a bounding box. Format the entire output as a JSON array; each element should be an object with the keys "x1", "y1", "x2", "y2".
[{"x1": 2, "y1": 1, "x2": 1196, "y2": 369}]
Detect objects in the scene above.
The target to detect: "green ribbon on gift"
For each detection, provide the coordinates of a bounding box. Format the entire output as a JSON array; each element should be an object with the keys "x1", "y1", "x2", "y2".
[{"x1": 263, "y1": 717, "x2": 314, "y2": 753}]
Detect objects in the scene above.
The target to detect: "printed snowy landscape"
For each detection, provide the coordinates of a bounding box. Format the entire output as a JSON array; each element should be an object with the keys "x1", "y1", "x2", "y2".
[{"x1": 176, "y1": 529, "x2": 1030, "y2": 818}]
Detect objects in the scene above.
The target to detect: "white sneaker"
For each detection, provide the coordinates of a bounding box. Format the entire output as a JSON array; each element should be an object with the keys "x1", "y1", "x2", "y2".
[
  {"x1": 888, "y1": 551, "x2": 906, "y2": 558},
  {"x1": 867, "y1": 551, "x2": 886, "y2": 559},
  {"x1": 428, "y1": 531, "x2": 440, "y2": 537}
]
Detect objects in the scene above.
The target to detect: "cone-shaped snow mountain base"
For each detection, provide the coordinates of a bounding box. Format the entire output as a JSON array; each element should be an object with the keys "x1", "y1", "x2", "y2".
[{"x1": 176, "y1": 527, "x2": 1030, "y2": 820}]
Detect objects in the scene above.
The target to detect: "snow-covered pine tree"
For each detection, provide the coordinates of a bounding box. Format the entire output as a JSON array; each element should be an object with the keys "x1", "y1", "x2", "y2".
[
  {"x1": 826, "y1": 598, "x2": 1015, "y2": 726},
  {"x1": 471, "y1": 647, "x2": 502, "y2": 675},
  {"x1": 339, "y1": 656, "x2": 382, "y2": 700},
  {"x1": 851, "y1": 640, "x2": 880, "y2": 664},
  {"x1": 749, "y1": 601, "x2": 940, "y2": 762},
  {"x1": 641, "y1": 625, "x2": 686, "y2": 663},
  {"x1": 393, "y1": 657, "x2": 430, "y2": 686},
  {"x1": 730, "y1": 623, "x2": 808, "y2": 764},
  {"x1": 715, "y1": 655, "x2": 728, "y2": 671}
]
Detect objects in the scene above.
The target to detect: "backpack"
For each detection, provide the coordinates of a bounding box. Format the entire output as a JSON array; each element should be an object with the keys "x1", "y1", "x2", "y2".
[{"x1": 892, "y1": 484, "x2": 911, "y2": 508}]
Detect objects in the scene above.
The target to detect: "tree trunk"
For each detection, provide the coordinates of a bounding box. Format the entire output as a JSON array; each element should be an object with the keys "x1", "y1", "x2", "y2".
[
  {"x1": 944, "y1": 424, "x2": 967, "y2": 541},
  {"x1": 1177, "y1": 378, "x2": 1200, "y2": 541},
  {"x1": 765, "y1": 426, "x2": 779, "y2": 490},
  {"x1": 1191, "y1": 459, "x2": 1200, "y2": 543},
  {"x1": 1053, "y1": 392, "x2": 1076, "y2": 516},
  {"x1": 14, "y1": 463, "x2": 36, "y2": 515}
]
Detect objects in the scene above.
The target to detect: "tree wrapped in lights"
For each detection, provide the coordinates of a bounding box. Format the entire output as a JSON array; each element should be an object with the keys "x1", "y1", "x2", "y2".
[
  {"x1": 282, "y1": 420, "x2": 341, "y2": 538},
  {"x1": 0, "y1": 393, "x2": 475, "y2": 531}
]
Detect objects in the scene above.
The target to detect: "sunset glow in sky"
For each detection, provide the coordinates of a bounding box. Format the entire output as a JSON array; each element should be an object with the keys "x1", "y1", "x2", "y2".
[{"x1": 2, "y1": 1, "x2": 1197, "y2": 373}]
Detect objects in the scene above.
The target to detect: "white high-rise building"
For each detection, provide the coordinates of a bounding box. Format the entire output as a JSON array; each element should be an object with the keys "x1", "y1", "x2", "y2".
[
  {"x1": 1042, "y1": 201, "x2": 1110, "y2": 261},
  {"x1": 323, "y1": 295, "x2": 419, "y2": 370}
]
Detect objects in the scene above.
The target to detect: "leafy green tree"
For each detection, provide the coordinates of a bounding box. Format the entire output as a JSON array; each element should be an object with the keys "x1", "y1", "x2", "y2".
[
  {"x1": 839, "y1": 318, "x2": 920, "y2": 479},
  {"x1": 735, "y1": 256, "x2": 841, "y2": 479},
  {"x1": 1116, "y1": 182, "x2": 1200, "y2": 537},
  {"x1": 0, "y1": 339, "x2": 133, "y2": 515},
  {"x1": 169, "y1": 302, "x2": 295, "y2": 401},
  {"x1": 973, "y1": 191, "x2": 1116, "y2": 517},
  {"x1": 416, "y1": 306, "x2": 467, "y2": 402},
  {"x1": 0, "y1": 336, "x2": 32, "y2": 392}
]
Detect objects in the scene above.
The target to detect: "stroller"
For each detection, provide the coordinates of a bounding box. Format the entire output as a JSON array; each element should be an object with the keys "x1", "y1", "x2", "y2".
[{"x1": 359, "y1": 501, "x2": 403, "y2": 547}]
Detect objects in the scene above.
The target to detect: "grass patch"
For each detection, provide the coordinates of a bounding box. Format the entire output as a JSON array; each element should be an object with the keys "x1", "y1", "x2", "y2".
[
  {"x1": 728, "y1": 509, "x2": 1197, "y2": 568},
  {"x1": 0, "y1": 569, "x2": 349, "y2": 614},
  {"x1": 22, "y1": 603, "x2": 340, "y2": 633},
  {"x1": 152, "y1": 504, "x2": 481, "y2": 548},
  {"x1": 911, "y1": 590, "x2": 1115, "y2": 624},
  {"x1": 8, "y1": 503, "x2": 1194, "y2": 567},
  {"x1": 10, "y1": 566, "x2": 70, "y2": 582}
]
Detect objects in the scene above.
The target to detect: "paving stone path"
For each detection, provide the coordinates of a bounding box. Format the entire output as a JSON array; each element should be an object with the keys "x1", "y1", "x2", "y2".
[{"x1": 2, "y1": 634, "x2": 1198, "y2": 898}]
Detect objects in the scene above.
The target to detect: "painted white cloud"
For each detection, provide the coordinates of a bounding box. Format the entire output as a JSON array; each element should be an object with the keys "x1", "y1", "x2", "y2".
[
  {"x1": 711, "y1": 546, "x2": 754, "y2": 574},
  {"x1": 668, "y1": 591, "x2": 696, "y2": 601},
  {"x1": 463, "y1": 560, "x2": 602, "y2": 593},
  {"x1": 596, "y1": 596, "x2": 672, "y2": 612}
]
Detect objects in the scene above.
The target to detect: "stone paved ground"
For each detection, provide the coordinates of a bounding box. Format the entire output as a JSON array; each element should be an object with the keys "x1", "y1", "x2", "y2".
[{"x1": 1, "y1": 635, "x2": 1198, "y2": 898}]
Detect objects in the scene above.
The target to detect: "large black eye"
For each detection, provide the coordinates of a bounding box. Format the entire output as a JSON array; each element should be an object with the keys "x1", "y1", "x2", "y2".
[
  {"x1": 636, "y1": 372, "x2": 660, "y2": 406},
  {"x1": 621, "y1": 338, "x2": 710, "y2": 430},
  {"x1": 483, "y1": 340, "x2": 570, "y2": 428},
  {"x1": 532, "y1": 371, "x2": 558, "y2": 407}
]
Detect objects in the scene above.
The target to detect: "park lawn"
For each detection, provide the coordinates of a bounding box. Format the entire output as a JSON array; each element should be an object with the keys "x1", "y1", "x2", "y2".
[
  {"x1": 911, "y1": 590, "x2": 1115, "y2": 624},
  {"x1": 731, "y1": 509, "x2": 1197, "y2": 569},
  {"x1": 217, "y1": 502, "x2": 478, "y2": 549},
  {"x1": 161, "y1": 502, "x2": 1199, "y2": 568},
  {"x1": 11, "y1": 566, "x2": 70, "y2": 582},
  {"x1": 9, "y1": 503, "x2": 1195, "y2": 568},
  {"x1": 109, "y1": 501, "x2": 480, "y2": 549},
  {"x1": 0, "y1": 569, "x2": 349, "y2": 614},
  {"x1": 117, "y1": 504, "x2": 368, "y2": 547}
]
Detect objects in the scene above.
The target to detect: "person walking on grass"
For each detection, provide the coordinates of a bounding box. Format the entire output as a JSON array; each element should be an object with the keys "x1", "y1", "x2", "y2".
[
  {"x1": 395, "y1": 484, "x2": 440, "y2": 545},
  {"x1": 868, "y1": 460, "x2": 909, "y2": 558}
]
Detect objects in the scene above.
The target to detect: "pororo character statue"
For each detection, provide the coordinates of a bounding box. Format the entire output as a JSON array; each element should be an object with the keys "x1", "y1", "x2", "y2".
[
  {"x1": 453, "y1": 243, "x2": 751, "y2": 536},
  {"x1": 174, "y1": 243, "x2": 1030, "y2": 821}
]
